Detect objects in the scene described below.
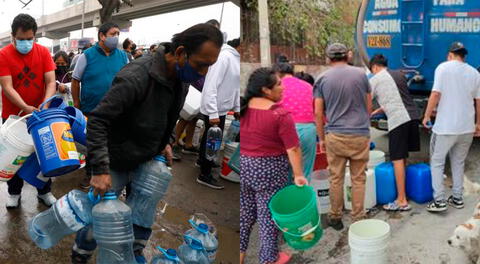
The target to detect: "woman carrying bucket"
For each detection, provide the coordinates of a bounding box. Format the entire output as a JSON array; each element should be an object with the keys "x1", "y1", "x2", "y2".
[{"x1": 240, "y1": 67, "x2": 307, "y2": 264}]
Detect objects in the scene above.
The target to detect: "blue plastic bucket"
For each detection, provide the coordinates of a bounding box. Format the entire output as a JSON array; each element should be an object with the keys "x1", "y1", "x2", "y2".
[
  {"x1": 17, "y1": 153, "x2": 49, "y2": 188},
  {"x1": 49, "y1": 97, "x2": 67, "y2": 109},
  {"x1": 27, "y1": 108, "x2": 80, "y2": 177},
  {"x1": 65, "y1": 107, "x2": 87, "y2": 146}
]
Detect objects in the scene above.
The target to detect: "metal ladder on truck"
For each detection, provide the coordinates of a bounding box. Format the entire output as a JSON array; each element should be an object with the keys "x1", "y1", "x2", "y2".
[{"x1": 400, "y1": 0, "x2": 427, "y2": 69}]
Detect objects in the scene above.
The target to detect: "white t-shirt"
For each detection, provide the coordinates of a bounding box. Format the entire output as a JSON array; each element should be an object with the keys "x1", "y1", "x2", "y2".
[{"x1": 432, "y1": 60, "x2": 480, "y2": 135}]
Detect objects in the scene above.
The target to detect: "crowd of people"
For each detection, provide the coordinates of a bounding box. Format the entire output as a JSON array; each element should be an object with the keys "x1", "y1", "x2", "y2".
[
  {"x1": 0, "y1": 13, "x2": 240, "y2": 264},
  {"x1": 240, "y1": 42, "x2": 480, "y2": 263}
]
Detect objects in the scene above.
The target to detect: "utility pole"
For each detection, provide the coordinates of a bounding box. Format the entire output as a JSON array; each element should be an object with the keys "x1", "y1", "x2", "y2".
[
  {"x1": 81, "y1": 0, "x2": 86, "y2": 38},
  {"x1": 258, "y1": 0, "x2": 271, "y2": 66}
]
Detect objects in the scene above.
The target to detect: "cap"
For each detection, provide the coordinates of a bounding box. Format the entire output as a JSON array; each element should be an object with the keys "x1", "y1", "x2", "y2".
[
  {"x1": 326, "y1": 43, "x2": 348, "y2": 59},
  {"x1": 449, "y1": 42, "x2": 468, "y2": 54}
]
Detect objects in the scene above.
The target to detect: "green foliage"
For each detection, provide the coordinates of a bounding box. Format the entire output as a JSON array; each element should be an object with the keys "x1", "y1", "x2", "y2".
[{"x1": 244, "y1": 0, "x2": 360, "y2": 58}]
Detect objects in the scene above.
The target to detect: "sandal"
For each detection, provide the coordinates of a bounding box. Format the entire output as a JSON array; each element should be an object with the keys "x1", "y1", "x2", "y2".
[
  {"x1": 383, "y1": 201, "x2": 411, "y2": 211},
  {"x1": 274, "y1": 252, "x2": 291, "y2": 264}
]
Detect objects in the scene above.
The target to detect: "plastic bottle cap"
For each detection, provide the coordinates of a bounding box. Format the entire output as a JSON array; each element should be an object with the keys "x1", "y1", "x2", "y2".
[
  {"x1": 154, "y1": 155, "x2": 167, "y2": 163},
  {"x1": 191, "y1": 239, "x2": 204, "y2": 250},
  {"x1": 198, "y1": 223, "x2": 209, "y2": 234},
  {"x1": 103, "y1": 191, "x2": 117, "y2": 200},
  {"x1": 166, "y1": 249, "x2": 177, "y2": 258}
]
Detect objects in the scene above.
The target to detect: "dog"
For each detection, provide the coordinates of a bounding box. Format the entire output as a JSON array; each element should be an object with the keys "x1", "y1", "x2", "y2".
[{"x1": 448, "y1": 216, "x2": 480, "y2": 263}]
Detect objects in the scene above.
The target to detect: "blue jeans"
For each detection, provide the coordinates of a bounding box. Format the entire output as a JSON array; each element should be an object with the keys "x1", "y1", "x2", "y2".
[{"x1": 73, "y1": 167, "x2": 154, "y2": 256}]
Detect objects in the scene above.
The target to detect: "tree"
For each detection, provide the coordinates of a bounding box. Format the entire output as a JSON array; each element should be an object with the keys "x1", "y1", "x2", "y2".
[
  {"x1": 242, "y1": 0, "x2": 361, "y2": 60},
  {"x1": 98, "y1": 0, "x2": 133, "y2": 24}
]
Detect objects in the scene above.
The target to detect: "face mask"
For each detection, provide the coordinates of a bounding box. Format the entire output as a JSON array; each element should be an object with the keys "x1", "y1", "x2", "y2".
[
  {"x1": 55, "y1": 65, "x2": 68, "y2": 76},
  {"x1": 15, "y1": 39, "x2": 34, "y2": 54},
  {"x1": 175, "y1": 56, "x2": 203, "y2": 83},
  {"x1": 104, "y1": 36, "x2": 118, "y2": 50}
]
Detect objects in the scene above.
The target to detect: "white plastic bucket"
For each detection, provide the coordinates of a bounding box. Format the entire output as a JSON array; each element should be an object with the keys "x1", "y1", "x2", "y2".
[
  {"x1": 349, "y1": 219, "x2": 390, "y2": 264},
  {"x1": 0, "y1": 115, "x2": 35, "y2": 181},
  {"x1": 368, "y1": 151, "x2": 385, "y2": 168},
  {"x1": 344, "y1": 169, "x2": 376, "y2": 210},
  {"x1": 180, "y1": 85, "x2": 201, "y2": 120},
  {"x1": 310, "y1": 169, "x2": 330, "y2": 214}
]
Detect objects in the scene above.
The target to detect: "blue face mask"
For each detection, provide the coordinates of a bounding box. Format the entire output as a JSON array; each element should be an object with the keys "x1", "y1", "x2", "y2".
[
  {"x1": 175, "y1": 56, "x2": 203, "y2": 83},
  {"x1": 15, "y1": 39, "x2": 34, "y2": 54}
]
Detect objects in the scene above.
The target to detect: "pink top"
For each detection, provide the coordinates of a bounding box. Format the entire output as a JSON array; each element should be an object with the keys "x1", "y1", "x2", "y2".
[
  {"x1": 279, "y1": 76, "x2": 315, "y2": 123},
  {"x1": 240, "y1": 104, "x2": 300, "y2": 157}
]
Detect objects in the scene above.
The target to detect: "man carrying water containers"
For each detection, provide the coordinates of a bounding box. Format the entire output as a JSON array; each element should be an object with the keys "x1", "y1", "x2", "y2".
[
  {"x1": 314, "y1": 43, "x2": 372, "y2": 230},
  {"x1": 70, "y1": 24, "x2": 224, "y2": 264},
  {"x1": 368, "y1": 54, "x2": 421, "y2": 212},
  {"x1": 423, "y1": 42, "x2": 480, "y2": 213},
  {"x1": 0, "y1": 14, "x2": 57, "y2": 208},
  {"x1": 197, "y1": 36, "x2": 241, "y2": 190}
]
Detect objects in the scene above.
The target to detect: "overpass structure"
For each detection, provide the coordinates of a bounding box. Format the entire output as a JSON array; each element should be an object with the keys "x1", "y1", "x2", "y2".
[{"x1": 0, "y1": 0, "x2": 239, "y2": 46}]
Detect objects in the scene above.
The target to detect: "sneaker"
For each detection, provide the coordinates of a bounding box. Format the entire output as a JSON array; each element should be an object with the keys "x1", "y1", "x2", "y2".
[
  {"x1": 71, "y1": 249, "x2": 91, "y2": 264},
  {"x1": 182, "y1": 145, "x2": 199, "y2": 155},
  {"x1": 448, "y1": 195, "x2": 464, "y2": 209},
  {"x1": 327, "y1": 217, "x2": 344, "y2": 231},
  {"x1": 426, "y1": 200, "x2": 447, "y2": 212},
  {"x1": 197, "y1": 175, "x2": 225, "y2": 190},
  {"x1": 172, "y1": 145, "x2": 182, "y2": 161},
  {"x1": 79, "y1": 175, "x2": 91, "y2": 190},
  {"x1": 6, "y1": 194, "x2": 20, "y2": 209},
  {"x1": 134, "y1": 250, "x2": 147, "y2": 264},
  {"x1": 38, "y1": 192, "x2": 57, "y2": 207}
]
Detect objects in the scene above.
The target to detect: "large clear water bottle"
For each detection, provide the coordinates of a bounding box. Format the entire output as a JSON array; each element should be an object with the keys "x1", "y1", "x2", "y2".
[
  {"x1": 205, "y1": 125, "x2": 222, "y2": 161},
  {"x1": 151, "y1": 246, "x2": 184, "y2": 264},
  {"x1": 177, "y1": 235, "x2": 209, "y2": 264},
  {"x1": 92, "y1": 191, "x2": 136, "y2": 264},
  {"x1": 127, "y1": 155, "x2": 172, "y2": 228},
  {"x1": 28, "y1": 189, "x2": 95, "y2": 249},
  {"x1": 185, "y1": 220, "x2": 218, "y2": 263},
  {"x1": 224, "y1": 120, "x2": 239, "y2": 144}
]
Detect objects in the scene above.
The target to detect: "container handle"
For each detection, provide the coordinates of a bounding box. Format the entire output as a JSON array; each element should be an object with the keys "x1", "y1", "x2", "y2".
[
  {"x1": 272, "y1": 217, "x2": 321, "y2": 238},
  {"x1": 2, "y1": 113, "x2": 33, "y2": 133},
  {"x1": 87, "y1": 188, "x2": 101, "y2": 204},
  {"x1": 39, "y1": 95, "x2": 62, "y2": 110},
  {"x1": 155, "y1": 246, "x2": 180, "y2": 262},
  {"x1": 183, "y1": 235, "x2": 205, "y2": 251}
]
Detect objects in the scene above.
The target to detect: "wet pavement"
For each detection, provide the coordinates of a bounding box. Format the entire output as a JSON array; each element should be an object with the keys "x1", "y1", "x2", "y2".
[
  {"x1": 245, "y1": 128, "x2": 480, "y2": 264},
  {"x1": 0, "y1": 152, "x2": 239, "y2": 263}
]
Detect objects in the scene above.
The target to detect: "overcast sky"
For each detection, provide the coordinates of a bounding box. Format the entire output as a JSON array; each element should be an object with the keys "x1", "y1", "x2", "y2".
[{"x1": 0, "y1": 0, "x2": 240, "y2": 48}]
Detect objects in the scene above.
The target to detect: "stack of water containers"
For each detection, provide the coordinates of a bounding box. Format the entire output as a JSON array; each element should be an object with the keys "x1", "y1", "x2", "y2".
[{"x1": 344, "y1": 144, "x2": 385, "y2": 210}]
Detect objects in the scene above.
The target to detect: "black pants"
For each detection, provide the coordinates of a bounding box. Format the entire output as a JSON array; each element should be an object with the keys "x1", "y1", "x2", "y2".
[
  {"x1": 2, "y1": 118, "x2": 52, "y2": 195},
  {"x1": 199, "y1": 115, "x2": 226, "y2": 179}
]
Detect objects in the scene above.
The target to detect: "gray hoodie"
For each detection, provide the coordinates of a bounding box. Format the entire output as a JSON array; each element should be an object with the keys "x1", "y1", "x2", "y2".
[{"x1": 200, "y1": 44, "x2": 240, "y2": 119}]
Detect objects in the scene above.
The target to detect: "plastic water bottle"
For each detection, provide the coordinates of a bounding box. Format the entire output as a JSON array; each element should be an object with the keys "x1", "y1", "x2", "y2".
[
  {"x1": 28, "y1": 189, "x2": 96, "y2": 249},
  {"x1": 151, "y1": 246, "x2": 184, "y2": 264},
  {"x1": 205, "y1": 125, "x2": 222, "y2": 161},
  {"x1": 185, "y1": 220, "x2": 218, "y2": 263},
  {"x1": 178, "y1": 235, "x2": 209, "y2": 264},
  {"x1": 92, "y1": 191, "x2": 136, "y2": 264},
  {"x1": 127, "y1": 155, "x2": 172, "y2": 228},
  {"x1": 224, "y1": 120, "x2": 239, "y2": 144}
]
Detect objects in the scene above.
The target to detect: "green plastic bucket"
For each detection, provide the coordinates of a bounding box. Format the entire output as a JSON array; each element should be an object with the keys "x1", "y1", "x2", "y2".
[{"x1": 269, "y1": 185, "x2": 322, "y2": 250}]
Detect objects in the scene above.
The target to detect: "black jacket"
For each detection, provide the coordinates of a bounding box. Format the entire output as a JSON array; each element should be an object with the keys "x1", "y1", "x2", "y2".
[{"x1": 86, "y1": 46, "x2": 188, "y2": 175}]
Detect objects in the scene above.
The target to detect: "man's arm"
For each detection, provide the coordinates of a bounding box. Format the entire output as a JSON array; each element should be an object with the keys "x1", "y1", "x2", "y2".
[
  {"x1": 423, "y1": 91, "x2": 441, "y2": 127},
  {"x1": 201, "y1": 54, "x2": 227, "y2": 125},
  {"x1": 314, "y1": 97, "x2": 326, "y2": 152},
  {"x1": 475, "y1": 98, "x2": 480, "y2": 137},
  {"x1": 0, "y1": 76, "x2": 36, "y2": 114},
  {"x1": 71, "y1": 54, "x2": 87, "y2": 109},
  {"x1": 43, "y1": 71, "x2": 57, "y2": 104}
]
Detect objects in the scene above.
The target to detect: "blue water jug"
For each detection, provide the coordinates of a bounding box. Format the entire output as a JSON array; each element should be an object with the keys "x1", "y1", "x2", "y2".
[
  {"x1": 185, "y1": 220, "x2": 218, "y2": 263},
  {"x1": 406, "y1": 163, "x2": 433, "y2": 203},
  {"x1": 92, "y1": 191, "x2": 136, "y2": 264},
  {"x1": 28, "y1": 189, "x2": 97, "y2": 249},
  {"x1": 224, "y1": 120, "x2": 239, "y2": 144},
  {"x1": 127, "y1": 155, "x2": 172, "y2": 228},
  {"x1": 206, "y1": 125, "x2": 222, "y2": 161},
  {"x1": 151, "y1": 246, "x2": 184, "y2": 264},
  {"x1": 375, "y1": 162, "x2": 397, "y2": 205},
  {"x1": 178, "y1": 235, "x2": 209, "y2": 264}
]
